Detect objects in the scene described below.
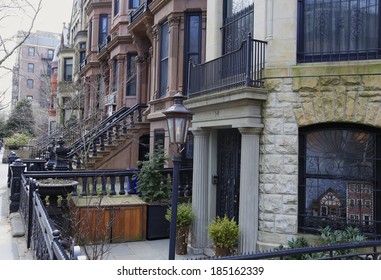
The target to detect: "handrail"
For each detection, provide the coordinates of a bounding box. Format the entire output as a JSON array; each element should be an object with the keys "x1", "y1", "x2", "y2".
[
  {"x1": 68, "y1": 103, "x2": 147, "y2": 158},
  {"x1": 188, "y1": 34, "x2": 267, "y2": 98},
  {"x1": 197, "y1": 239, "x2": 381, "y2": 260}
]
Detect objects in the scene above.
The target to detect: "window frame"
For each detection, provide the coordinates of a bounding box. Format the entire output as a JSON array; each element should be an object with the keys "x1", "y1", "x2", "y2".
[
  {"x1": 27, "y1": 79, "x2": 34, "y2": 89},
  {"x1": 114, "y1": 0, "x2": 119, "y2": 16},
  {"x1": 28, "y1": 63, "x2": 34, "y2": 73},
  {"x1": 183, "y1": 13, "x2": 202, "y2": 95},
  {"x1": 159, "y1": 21, "x2": 169, "y2": 98},
  {"x1": 64, "y1": 57, "x2": 73, "y2": 81},
  {"x1": 28, "y1": 47, "x2": 35, "y2": 56},
  {"x1": 297, "y1": 0, "x2": 381, "y2": 63},
  {"x1": 298, "y1": 123, "x2": 381, "y2": 237},
  {"x1": 99, "y1": 14, "x2": 108, "y2": 45},
  {"x1": 130, "y1": 0, "x2": 140, "y2": 9},
  {"x1": 112, "y1": 59, "x2": 118, "y2": 92},
  {"x1": 126, "y1": 53, "x2": 137, "y2": 96}
]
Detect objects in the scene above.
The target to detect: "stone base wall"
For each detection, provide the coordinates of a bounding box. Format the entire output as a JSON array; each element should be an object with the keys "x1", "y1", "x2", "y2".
[{"x1": 258, "y1": 63, "x2": 381, "y2": 249}]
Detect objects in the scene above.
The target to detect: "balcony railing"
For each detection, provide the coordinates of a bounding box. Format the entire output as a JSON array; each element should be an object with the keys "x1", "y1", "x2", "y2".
[
  {"x1": 128, "y1": 0, "x2": 152, "y2": 24},
  {"x1": 188, "y1": 34, "x2": 267, "y2": 98}
]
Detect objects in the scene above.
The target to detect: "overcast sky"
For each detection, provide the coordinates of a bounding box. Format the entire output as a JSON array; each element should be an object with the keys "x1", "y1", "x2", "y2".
[{"x1": 0, "y1": 0, "x2": 73, "y2": 114}]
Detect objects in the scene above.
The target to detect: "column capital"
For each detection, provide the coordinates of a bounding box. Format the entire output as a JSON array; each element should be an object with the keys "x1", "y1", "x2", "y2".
[
  {"x1": 238, "y1": 127, "x2": 263, "y2": 135},
  {"x1": 190, "y1": 128, "x2": 210, "y2": 137}
]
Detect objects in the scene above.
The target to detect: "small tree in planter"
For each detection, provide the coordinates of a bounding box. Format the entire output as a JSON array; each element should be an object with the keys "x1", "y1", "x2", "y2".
[
  {"x1": 165, "y1": 202, "x2": 195, "y2": 255},
  {"x1": 134, "y1": 145, "x2": 172, "y2": 239},
  {"x1": 208, "y1": 216, "x2": 240, "y2": 257}
]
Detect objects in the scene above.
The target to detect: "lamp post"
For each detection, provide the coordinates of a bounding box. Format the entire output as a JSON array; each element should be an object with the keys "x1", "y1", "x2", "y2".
[{"x1": 163, "y1": 92, "x2": 192, "y2": 260}]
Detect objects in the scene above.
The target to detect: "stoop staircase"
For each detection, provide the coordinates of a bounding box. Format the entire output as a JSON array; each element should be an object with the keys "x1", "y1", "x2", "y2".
[{"x1": 67, "y1": 103, "x2": 149, "y2": 170}]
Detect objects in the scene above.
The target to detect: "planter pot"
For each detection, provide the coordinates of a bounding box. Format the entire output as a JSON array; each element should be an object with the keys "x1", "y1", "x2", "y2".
[
  {"x1": 214, "y1": 246, "x2": 231, "y2": 257},
  {"x1": 37, "y1": 180, "x2": 77, "y2": 197},
  {"x1": 146, "y1": 203, "x2": 170, "y2": 240},
  {"x1": 176, "y1": 226, "x2": 189, "y2": 255}
]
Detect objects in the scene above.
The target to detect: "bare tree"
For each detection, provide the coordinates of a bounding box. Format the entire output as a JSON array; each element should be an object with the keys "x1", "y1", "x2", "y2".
[
  {"x1": 0, "y1": 0, "x2": 42, "y2": 67},
  {"x1": 0, "y1": 0, "x2": 42, "y2": 111}
]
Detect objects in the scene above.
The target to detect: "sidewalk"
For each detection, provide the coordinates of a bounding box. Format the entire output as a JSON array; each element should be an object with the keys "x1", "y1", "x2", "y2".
[
  {"x1": 0, "y1": 149, "x2": 33, "y2": 260},
  {"x1": 0, "y1": 150, "x2": 203, "y2": 260}
]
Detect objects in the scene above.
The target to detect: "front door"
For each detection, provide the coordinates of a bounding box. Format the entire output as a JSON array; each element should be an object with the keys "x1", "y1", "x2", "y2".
[{"x1": 216, "y1": 128, "x2": 241, "y2": 222}]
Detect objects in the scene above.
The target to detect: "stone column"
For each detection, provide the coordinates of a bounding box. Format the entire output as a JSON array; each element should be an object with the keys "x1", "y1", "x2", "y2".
[
  {"x1": 238, "y1": 127, "x2": 261, "y2": 253},
  {"x1": 117, "y1": 54, "x2": 126, "y2": 109},
  {"x1": 190, "y1": 129, "x2": 210, "y2": 254},
  {"x1": 168, "y1": 16, "x2": 181, "y2": 96}
]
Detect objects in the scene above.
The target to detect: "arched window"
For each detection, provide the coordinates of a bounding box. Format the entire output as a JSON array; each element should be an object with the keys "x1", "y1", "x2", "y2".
[{"x1": 299, "y1": 123, "x2": 381, "y2": 237}]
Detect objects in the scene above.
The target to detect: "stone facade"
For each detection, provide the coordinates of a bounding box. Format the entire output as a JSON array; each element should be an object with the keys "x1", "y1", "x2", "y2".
[{"x1": 258, "y1": 62, "x2": 381, "y2": 249}]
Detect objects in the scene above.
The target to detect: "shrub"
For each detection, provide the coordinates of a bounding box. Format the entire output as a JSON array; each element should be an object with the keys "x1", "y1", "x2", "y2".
[
  {"x1": 4, "y1": 133, "x2": 30, "y2": 149},
  {"x1": 208, "y1": 216, "x2": 240, "y2": 249},
  {"x1": 165, "y1": 202, "x2": 195, "y2": 228},
  {"x1": 134, "y1": 145, "x2": 171, "y2": 203}
]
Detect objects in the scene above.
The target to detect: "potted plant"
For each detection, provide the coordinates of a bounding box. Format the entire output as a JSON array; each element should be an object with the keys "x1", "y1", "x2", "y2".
[
  {"x1": 208, "y1": 215, "x2": 240, "y2": 257},
  {"x1": 165, "y1": 202, "x2": 195, "y2": 255},
  {"x1": 134, "y1": 145, "x2": 172, "y2": 240}
]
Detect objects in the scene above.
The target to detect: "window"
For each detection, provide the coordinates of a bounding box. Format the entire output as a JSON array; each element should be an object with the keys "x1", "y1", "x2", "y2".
[
  {"x1": 154, "y1": 130, "x2": 165, "y2": 150},
  {"x1": 28, "y1": 47, "x2": 35, "y2": 56},
  {"x1": 64, "y1": 58, "x2": 73, "y2": 81},
  {"x1": 89, "y1": 19, "x2": 93, "y2": 51},
  {"x1": 159, "y1": 21, "x2": 169, "y2": 98},
  {"x1": 47, "y1": 65, "x2": 52, "y2": 75},
  {"x1": 297, "y1": 0, "x2": 381, "y2": 62},
  {"x1": 112, "y1": 59, "x2": 118, "y2": 92},
  {"x1": 27, "y1": 95, "x2": 33, "y2": 100},
  {"x1": 28, "y1": 63, "x2": 34, "y2": 73},
  {"x1": 130, "y1": 0, "x2": 140, "y2": 8},
  {"x1": 126, "y1": 53, "x2": 137, "y2": 96},
  {"x1": 299, "y1": 123, "x2": 381, "y2": 237},
  {"x1": 114, "y1": 0, "x2": 119, "y2": 16},
  {"x1": 47, "y1": 49, "x2": 54, "y2": 59},
  {"x1": 223, "y1": 0, "x2": 254, "y2": 53},
  {"x1": 27, "y1": 79, "x2": 34, "y2": 89},
  {"x1": 184, "y1": 14, "x2": 202, "y2": 94},
  {"x1": 79, "y1": 42, "x2": 86, "y2": 64},
  {"x1": 99, "y1": 14, "x2": 108, "y2": 45}
]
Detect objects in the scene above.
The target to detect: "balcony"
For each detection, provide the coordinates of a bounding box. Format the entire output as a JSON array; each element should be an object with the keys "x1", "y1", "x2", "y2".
[
  {"x1": 188, "y1": 35, "x2": 267, "y2": 98},
  {"x1": 128, "y1": 0, "x2": 152, "y2": 24}
]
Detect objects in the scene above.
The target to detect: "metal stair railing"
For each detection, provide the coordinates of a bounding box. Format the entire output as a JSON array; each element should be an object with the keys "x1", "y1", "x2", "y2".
[{"x1": 67, "y1": 103, "x2": 147, "y2": 168}]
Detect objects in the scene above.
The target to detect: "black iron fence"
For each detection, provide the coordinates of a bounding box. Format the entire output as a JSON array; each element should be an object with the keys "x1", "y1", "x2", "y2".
[
  {"x1": 197, "y1": 240, "x2": 381, "y2": 260},
  {"x1": 19, "y1": 175, "x2": 81, "y2": 260},
  {"x1": 188, "y1": 34, "x2": 267, "y2": 98}
]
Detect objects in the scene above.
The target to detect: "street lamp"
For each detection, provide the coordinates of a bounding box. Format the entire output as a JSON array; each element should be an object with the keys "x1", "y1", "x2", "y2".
[{"x1": 163, "y1": 92, "x2": 192, "y2": 260}]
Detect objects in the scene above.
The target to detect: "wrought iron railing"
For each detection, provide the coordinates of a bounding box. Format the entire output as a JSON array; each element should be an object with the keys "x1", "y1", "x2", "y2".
[
  {"x1": 67, "y1": 103, "x2": 147, "y2": 168},
  {"x1": 128, "y1": 0, "x2": 152, "y2": 23},
  {"x1": 196, "y1": 240, "x2": 381, "y2": 260},
  {"x1": 19, "y1": 175, "x2": 81, "y2": 260},
  {"x1": 188, "y1": 34, "x2": 267, "y2": 98}
]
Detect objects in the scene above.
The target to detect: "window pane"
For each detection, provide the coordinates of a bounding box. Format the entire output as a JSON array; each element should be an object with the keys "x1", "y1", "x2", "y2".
[
  {"x1": 299, "y1": 0, "x2": 380, "y2": 62},
  {"x1": 299, "y1": 125, "x2": 380, "y2": 236}
]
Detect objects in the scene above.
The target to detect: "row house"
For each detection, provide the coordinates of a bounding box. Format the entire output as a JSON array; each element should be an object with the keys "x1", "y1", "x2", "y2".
[
  {"x1": 187, "y1": 0, "x2": 381, "y2": 256},
  {"x1": 53, "y1": 0, "x2": 381, "y2": 256}
]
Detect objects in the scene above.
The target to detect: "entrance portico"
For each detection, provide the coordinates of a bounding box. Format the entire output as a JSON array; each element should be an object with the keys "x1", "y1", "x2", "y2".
[{"x1": 185, "y1": 88, "x2": 266, "y2": 255}]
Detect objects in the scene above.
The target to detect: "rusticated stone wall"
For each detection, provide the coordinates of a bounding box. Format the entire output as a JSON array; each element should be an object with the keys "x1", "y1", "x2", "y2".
[{"x1": 258, "y1": 65, "x2": 381, "y2": 249}]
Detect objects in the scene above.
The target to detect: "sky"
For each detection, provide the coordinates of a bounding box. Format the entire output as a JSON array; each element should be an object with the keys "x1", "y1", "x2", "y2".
[{"x1": 0, "y1": 0, "x2": 73, "y2": 115}]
